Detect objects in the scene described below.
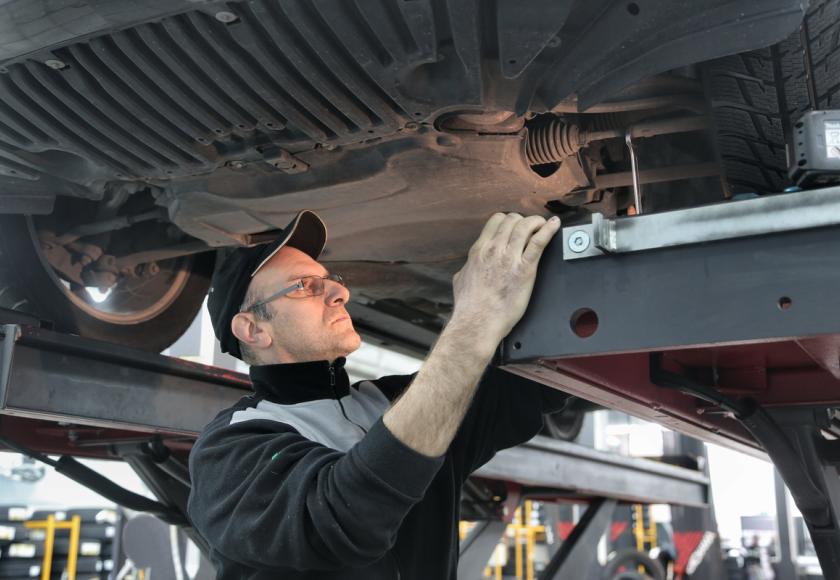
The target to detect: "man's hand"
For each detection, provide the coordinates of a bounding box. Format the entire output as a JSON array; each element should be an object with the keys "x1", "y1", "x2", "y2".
[
  {"x1": 451, "y1": 213, "x2": 561, "y2": 349},
  {"x1": 383, "y1": 213, "x2": 560, "y2": 457}
]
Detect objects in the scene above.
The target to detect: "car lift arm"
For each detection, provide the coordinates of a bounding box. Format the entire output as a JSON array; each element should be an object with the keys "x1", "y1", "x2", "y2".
[{"x1": 504, "y1": 184, "x2": 840, "y2": 579}]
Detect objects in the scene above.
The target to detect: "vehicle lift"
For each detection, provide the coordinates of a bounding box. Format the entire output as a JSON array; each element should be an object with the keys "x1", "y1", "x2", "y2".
[
  {"x1": 499, "y1": 181, "x2": 840, "y2": 579},
  {"x1": 4, "y1": 116, "x2": 840, "y2": 576},
  {"x1": 0, "y1": 320, "x2": 714, "y2": 579}
]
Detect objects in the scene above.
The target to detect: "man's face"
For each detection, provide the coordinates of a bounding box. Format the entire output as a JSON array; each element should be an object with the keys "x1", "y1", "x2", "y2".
[{"x1": 243, "y1": 246, "x2": 361, "y2": 364}]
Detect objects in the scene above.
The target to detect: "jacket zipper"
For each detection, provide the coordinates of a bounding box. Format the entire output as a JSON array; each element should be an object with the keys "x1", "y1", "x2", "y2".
[
  {"x1": 330, "y1": 363, "x2": 368, "y2": 435},
  {"x1": 390, "y1": 551, "x2": 401, "y2": 580}
]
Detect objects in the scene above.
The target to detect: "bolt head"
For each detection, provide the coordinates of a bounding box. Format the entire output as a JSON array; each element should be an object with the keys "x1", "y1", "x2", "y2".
[
  {"x1": 215, "y1": 11, "x2": 239, "y2": 23},
  {"x1": 568, "y1": 230, "x2": 591, "y2": 253},
  {"x1": 45, "y1": 59, "x2": 66, "y2": 70}
]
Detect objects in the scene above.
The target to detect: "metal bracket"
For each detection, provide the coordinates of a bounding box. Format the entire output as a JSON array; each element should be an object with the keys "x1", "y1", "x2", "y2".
[
  {"x1": 562, "y1": 185, "x2": 840, "y2": 260},
  {"x1": 260, "y1": 147, "x2": 309, "y2": 174}
]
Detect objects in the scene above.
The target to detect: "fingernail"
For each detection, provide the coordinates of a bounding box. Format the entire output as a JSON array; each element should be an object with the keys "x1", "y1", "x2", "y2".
[{"x1": 549, "y1": 216, "x2": 560, "y2": 223}]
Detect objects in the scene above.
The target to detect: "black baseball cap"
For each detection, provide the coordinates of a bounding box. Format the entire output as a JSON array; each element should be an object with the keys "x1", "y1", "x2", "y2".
[{"x1": 207, "y1": 210, "x2": 327, "y2": 360}]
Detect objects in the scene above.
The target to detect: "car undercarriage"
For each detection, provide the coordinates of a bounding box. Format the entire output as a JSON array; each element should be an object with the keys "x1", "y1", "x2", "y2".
[
  {"x1": 0, "y1": 0, "x2": 814, "y2": 349},
  {"x1": 4, "y1": 0, "x2": 840, "y2": 575}
]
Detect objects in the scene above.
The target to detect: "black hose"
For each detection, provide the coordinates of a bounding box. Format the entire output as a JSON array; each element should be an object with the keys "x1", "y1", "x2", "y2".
[
  {"x1": 54, "y1": 456, "x2": 188, "y2": 525},
  {"x1": 0, "y1": 435, "x2": 187, "y2": 525}
]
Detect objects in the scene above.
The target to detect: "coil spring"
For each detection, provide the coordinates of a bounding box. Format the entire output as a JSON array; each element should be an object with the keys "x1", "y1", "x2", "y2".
[{"x1": 525, "y1": 118, "x2": 582, "y2": 165}]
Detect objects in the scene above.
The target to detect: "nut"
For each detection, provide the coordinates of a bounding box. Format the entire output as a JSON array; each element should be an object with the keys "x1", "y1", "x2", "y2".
[
  {"x1": 141, "y1": 262, "x2": 160, "y2": 277},
  {"x1": 215, "y1": 11, "x2": 239, "y2": 23},
  {"x1": 568, "y1": 230, "x2": 591, "y2": 253}
]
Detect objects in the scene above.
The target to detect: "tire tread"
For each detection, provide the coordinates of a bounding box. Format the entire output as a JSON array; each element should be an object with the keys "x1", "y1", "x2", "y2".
[{"x1": 703, "y1": 0, "x2": 840, "y2": 194}]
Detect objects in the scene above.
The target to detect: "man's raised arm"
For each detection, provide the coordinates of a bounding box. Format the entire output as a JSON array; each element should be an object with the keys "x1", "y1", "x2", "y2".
[{"x1": 383, "y1": 213, "x2": 561, "y2": 456}]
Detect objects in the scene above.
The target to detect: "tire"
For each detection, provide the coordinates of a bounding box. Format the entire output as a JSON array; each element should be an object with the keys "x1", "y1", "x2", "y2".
[
  {"x1": 0, "y1": 215, "x2": 215, "y2": 352},
  {"x1": 602, "y1": 549, "x2": 666, "y2": 580},
  {"x1": 541, "y1": 407, "x2": 586, "y2": 441},
  {"x1": 702, "y1": 0, "x2": 840, "y2": 195},
  {"x1": 541, "y1": 397, "x2": 599, "y2": 441}
]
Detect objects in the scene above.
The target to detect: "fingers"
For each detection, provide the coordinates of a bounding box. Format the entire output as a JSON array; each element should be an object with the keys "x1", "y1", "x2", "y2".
[
  {"x1": 491, "y1": 212, "x2": 523, "y2": 246},
  {"x1": 522, "y1": 217, "x2": 561, "y2": 265},
  {"x1": 472, "y1": 213, "x2": 507, "y2": 250},
  {"x1": 507, "y1": 215, "x2": 548, "y2": 253},
  {"x1": 471, "y1": 213, "x2": 559, "y2": 265}
]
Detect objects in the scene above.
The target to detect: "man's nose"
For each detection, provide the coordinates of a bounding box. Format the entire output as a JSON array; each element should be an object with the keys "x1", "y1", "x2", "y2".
[{"x1": 325, "y1": 279, "x2": 350, "y2": 306}]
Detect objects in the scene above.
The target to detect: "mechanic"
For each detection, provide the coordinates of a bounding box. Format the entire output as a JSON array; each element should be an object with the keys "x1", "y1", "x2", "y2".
[{"x1": 187, "y1": 209, "x2": 567, "y2": 579}]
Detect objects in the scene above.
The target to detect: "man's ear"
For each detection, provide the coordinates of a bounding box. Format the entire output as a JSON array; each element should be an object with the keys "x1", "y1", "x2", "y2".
[{"x1": 231, "y1": 312, "x2": 273, "y2": 350}]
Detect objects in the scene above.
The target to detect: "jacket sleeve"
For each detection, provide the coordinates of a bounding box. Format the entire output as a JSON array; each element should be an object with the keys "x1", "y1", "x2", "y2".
[
  {"x1": 187, "y1": 413, "x2": 443, "y2": 571},
  {"x1": 449, "y1": 366, "x2": 571, "y2": 477}
]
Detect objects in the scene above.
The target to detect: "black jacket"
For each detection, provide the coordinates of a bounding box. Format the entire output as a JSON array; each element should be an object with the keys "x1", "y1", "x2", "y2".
[{"x1": 187, "y1": 357, "x2": 567, "y2": 579}]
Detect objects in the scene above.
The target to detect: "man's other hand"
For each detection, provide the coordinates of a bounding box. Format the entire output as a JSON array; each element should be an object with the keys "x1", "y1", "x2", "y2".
[{"x1": 451, "y1": 213, "x2": 561, "y2": 349}]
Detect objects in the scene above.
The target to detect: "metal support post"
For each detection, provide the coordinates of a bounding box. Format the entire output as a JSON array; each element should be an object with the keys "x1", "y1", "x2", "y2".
[
  {"x1": 457, "y1": 519, "x2": 508, "y2": 579},
  {"x1": 774, "y1": 469, "x2": 798, "y2": 580},
  {"x1": 661, "y1": 433, "x2": 724, "y2": 579},
  {"x1": 538, "y1": 498, "x2": 616, "y2": 580}
]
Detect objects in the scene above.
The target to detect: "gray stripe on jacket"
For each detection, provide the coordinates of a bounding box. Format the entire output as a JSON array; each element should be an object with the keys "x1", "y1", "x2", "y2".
[{"x1": 229, "y1": 381, "x2": 391, "y2": 452}]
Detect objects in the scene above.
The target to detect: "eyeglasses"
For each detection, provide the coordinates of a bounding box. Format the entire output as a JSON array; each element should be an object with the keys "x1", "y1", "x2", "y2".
[{"x1": 242, "y1": 273, "x2": 345, "y2": 311}]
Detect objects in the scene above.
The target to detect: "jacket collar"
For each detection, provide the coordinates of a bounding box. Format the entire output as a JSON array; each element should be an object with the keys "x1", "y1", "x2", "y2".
[{"x1": 249, "y1": 357, "x2": 350, "y2": 404}]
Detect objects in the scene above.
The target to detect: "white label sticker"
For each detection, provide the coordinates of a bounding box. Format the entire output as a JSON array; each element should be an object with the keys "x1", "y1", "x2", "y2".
[
  {"x1": 95, "y1": 509, "x2": 118, "y2": 524},
  {"x1": 826, "y1": 121, "x2": 840, "y2": 158},
  {"x1": 8, "y1": 507, "x2": 32, "y2": 521},
  {"x1": 9, "y1": 543, "x2": 37, "y2": 558},
  {"x1": 0, "y1": 525, "x2": 15, "y2": 541},
  {"x1": 80, "y1": 541, "x2": 101, "y2": 556}
]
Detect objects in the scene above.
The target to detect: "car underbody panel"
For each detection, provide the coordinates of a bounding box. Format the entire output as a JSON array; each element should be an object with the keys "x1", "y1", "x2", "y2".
[
  {"x1": 0, "y1": 0, "x2": 804, "y2": 229},
  {"x1": 0, "y1": 0, "x2": 810, "y2": 350}
]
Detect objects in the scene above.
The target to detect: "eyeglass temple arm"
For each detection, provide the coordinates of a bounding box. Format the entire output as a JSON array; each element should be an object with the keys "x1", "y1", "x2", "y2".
[{"x1": 249, "y1": 281, "x2": 303, "y2": 309}]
